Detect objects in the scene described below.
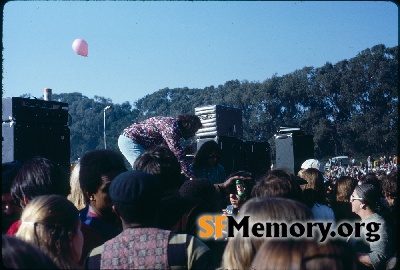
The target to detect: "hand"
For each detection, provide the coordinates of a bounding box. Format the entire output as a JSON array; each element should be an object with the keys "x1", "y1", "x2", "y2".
[{"x1": 219, "y1": 176, "x2": 253, "y2": 194}]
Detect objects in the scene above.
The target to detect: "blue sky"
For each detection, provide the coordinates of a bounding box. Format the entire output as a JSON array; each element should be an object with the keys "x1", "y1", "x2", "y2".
[{"x1": 2, "y1": 1, "x2": 398, "y2": 105}]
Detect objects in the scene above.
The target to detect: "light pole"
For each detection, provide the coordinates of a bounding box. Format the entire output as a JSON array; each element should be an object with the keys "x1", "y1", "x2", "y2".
[{"x1": 103, "y1": 105, "x2": 111, "y2": 149}]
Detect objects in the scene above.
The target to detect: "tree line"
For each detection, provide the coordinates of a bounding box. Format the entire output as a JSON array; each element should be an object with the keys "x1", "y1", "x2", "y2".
[{"x1": 42, "y1": 44, "x2": 398, "y2": 162}]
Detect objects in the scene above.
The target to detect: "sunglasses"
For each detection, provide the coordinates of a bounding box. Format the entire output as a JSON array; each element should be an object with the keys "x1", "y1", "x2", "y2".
[{"x1": 350, "y1": 195, "x2": 363, "y2": 202}]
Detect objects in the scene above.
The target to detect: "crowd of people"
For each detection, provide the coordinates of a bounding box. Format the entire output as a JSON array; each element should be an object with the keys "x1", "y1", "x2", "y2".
[
  {"x1": 325, "y1": 155, "x2": 397, "y2": 182},
  {"x1": 2, "y1": 114, "x2": 398, "y2": 270}
]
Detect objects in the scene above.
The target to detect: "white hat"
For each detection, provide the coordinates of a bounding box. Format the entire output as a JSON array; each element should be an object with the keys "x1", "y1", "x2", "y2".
[{"x1": 301, "y1": 159, "x2": 324, "y2": 172}]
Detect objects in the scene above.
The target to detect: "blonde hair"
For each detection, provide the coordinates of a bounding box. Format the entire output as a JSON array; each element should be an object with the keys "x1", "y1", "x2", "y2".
[
  {"x1": 221, "y1": 197, "x2": 313, "y2": 269},
  {"x1": 67, "y1": 163, "x2": 86, "y2": 210},
  {"x1": 298, "y1": 168, "x2": 326, "y2": 207},
  {"x1": 335, "y1": 176, "x2": 357, "y2": 203},
  {"x1": 251, "y1": 239, "x2": 355, "y2": 270},
  {"x1": 16, "y1": 195, "x2": 81, "y2": 269}
]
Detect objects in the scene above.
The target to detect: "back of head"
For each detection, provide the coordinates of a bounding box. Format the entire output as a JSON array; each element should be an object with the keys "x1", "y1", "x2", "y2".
[
  {"x1": 79, "y1": 149, "x2": 127, "y2": 204},
  {"x1": 2, "y1": 234, "x2": 59, "y2": 269},
  {"x1": 381, "y1": 171, "x2": 397, "y2": 200},
  {"x1": 251, "y1": 239, "x2": 316, "y2": 270},
  {"x1": 179, "y1": 178, "x2": 221, "y2": 212},
  {"x1": 134, "y1": 145, "x2": 183, "y2": 190},
  {"x1": 238, "y1": 196, "x2": 313, "y2": 224},
  {"x1": 16, "y1": 194, "x2": 80, "y2": 269},
  {"x1": 67, "y1": 162, "x2": 86, "y2": 210},
  {"x1": 222, "y1": 196, "x2": 313, "y2": 270},
  {"x1": 335, "y1": 176, "x2": 357, "y2": 203},
  {"x1": 298, "y1": 168, "x2": 327, "y2": 207},
  {"x1": 177, "y1": 114, "x2": 202, "y2": 135},
  {"x1": 11, "y1": 156, "x2": 70, "y2": 207},
  {"x1": 302, "y1": 240, "x2": 356, "y2": 270},
  {"x1": 251, "y1": 239, "x2": 355, "y2": 270},
  {"x1": 354, "y1": 184, "x2": 382, "y2": 212},
  {"x1": 359, "y1": 172, "x2": 380, "y2": 189},
  {"x1": 110, "y1": 170, "x2": 163, "y2": 225},
  {"x1": 251, "y1": 169, "x2": 301, "y2": 201}
]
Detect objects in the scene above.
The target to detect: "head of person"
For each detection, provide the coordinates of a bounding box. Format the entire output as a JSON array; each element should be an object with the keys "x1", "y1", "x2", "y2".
[
  {"x1": 221, "y1": 196, "x2": 313, "y2": 270},
  {"x1": 179, "y1": 178, "x2": 221, "y2": 212},
  {"x1": 381, "y1": 171, "x2": 397, "y2": 207},
  {"x1": 298, "y1": 168, "x2": 327, "y2": 207},
  {"x1": 251, "y1": 169, "x2": 303, "y2": 201},
  {"x1": 251, "y1": 239, "x2": 355, "y2": 270},
  {"x1": 335, "y1": 176, "x2": 357, "y2": 203},
  {"x1": 10, "y1": 156, "x2": 70, "y2": 208},
  {"x1": 300, "y1": 159, "x2": 324, "y2": 173},
  {"x1": 2, "y1": 161, "x2": 23, "y2": 233},
  {"x1": 16, "y1": 195, "x2": 83, "y2": 269},
  {"x1": 193, "y1": 140, "x2": 221, "y2": 168},
  {"x1": 110, "y1": 170, "x2": 163, "y2": 227},
  {"x1": 67, "y1": 162, "x2": 86, "y2": 211},
  {"x1": 133, "y1": 145, "x2": 183, "y2": 191},
  {"x1": 79, "y1": 149, "x2": 127, "y2": 219},
  {"x1": 2, "y1": 234, "x2": 60, "y2": 269},
  {"x1": 177, "y1": 114, "x2": 202, "y2": 139},
  {"x1": 358, "y1": 172, "x2": 380, "y2": 189},
  {"x1": 351, "y1": 184, "x2": 382, "y2": 215}
]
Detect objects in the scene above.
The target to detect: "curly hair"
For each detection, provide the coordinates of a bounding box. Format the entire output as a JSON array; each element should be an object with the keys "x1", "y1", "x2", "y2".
[{"x1": 177, "y1": 114, "x2": 202, "y2": 136}]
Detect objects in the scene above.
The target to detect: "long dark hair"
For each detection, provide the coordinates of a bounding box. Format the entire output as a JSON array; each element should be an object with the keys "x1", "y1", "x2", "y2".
[{"x1": 193, "y1": 140, "x2": 221, "y2": 167}]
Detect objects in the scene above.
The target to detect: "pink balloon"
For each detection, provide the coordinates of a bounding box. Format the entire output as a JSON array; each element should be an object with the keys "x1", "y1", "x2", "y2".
[{"x1": 72, "y1": 38, "x2": 88, "y2": 57}]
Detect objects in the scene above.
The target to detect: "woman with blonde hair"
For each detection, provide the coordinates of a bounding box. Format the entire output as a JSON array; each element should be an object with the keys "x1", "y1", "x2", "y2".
[
  {"x1": 16, "y1": 194, "x2": 83, "y2": 269},
  {"x1": 298, "y1": 168, "x2": 335, "y2": 221},
  {"x1": 221, "y1": 196, "x2": 313, "y2": 269},
  {"x1": 67, "y1": 162, "x2": 86, "y2": 211},
  {"x1": 251, "y1": 239, "x2": 356, "y2": 270}
]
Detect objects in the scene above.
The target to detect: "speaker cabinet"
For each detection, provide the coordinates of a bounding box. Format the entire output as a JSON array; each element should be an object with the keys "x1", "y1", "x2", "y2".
[
  {"x1": 197, "y1": 136, "x2": 246, "y2": 176},
  {"x1": 2, "y1": 97, "x2": 69, "y2": 125},
  {"x1": 243, "y1": 140, "x2": 271, "y2": 176},
  {"x1": 275, "y1": 135, "x2": 314, "y2": 175},
  {"x1": 196, "y1": 137, "x2": 271, "y2": 176},
  {"x1": 2, "y1": 123, "x2": 70, "y2": 173},
  {"x1": 195, "y1": 105, "x2": 243, "y2": 138}
]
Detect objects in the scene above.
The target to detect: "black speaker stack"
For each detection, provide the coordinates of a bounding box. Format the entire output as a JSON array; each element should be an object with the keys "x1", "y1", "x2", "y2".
[
  {"x1": 2, "y1": 97, "x2": 70, "y2": 174},
  {"x1": 194, "y1": 105, "x2": 271, "y2": 176},
  {"x1": 274, "y1": 127, "x2": 314, "y2": 175}
]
